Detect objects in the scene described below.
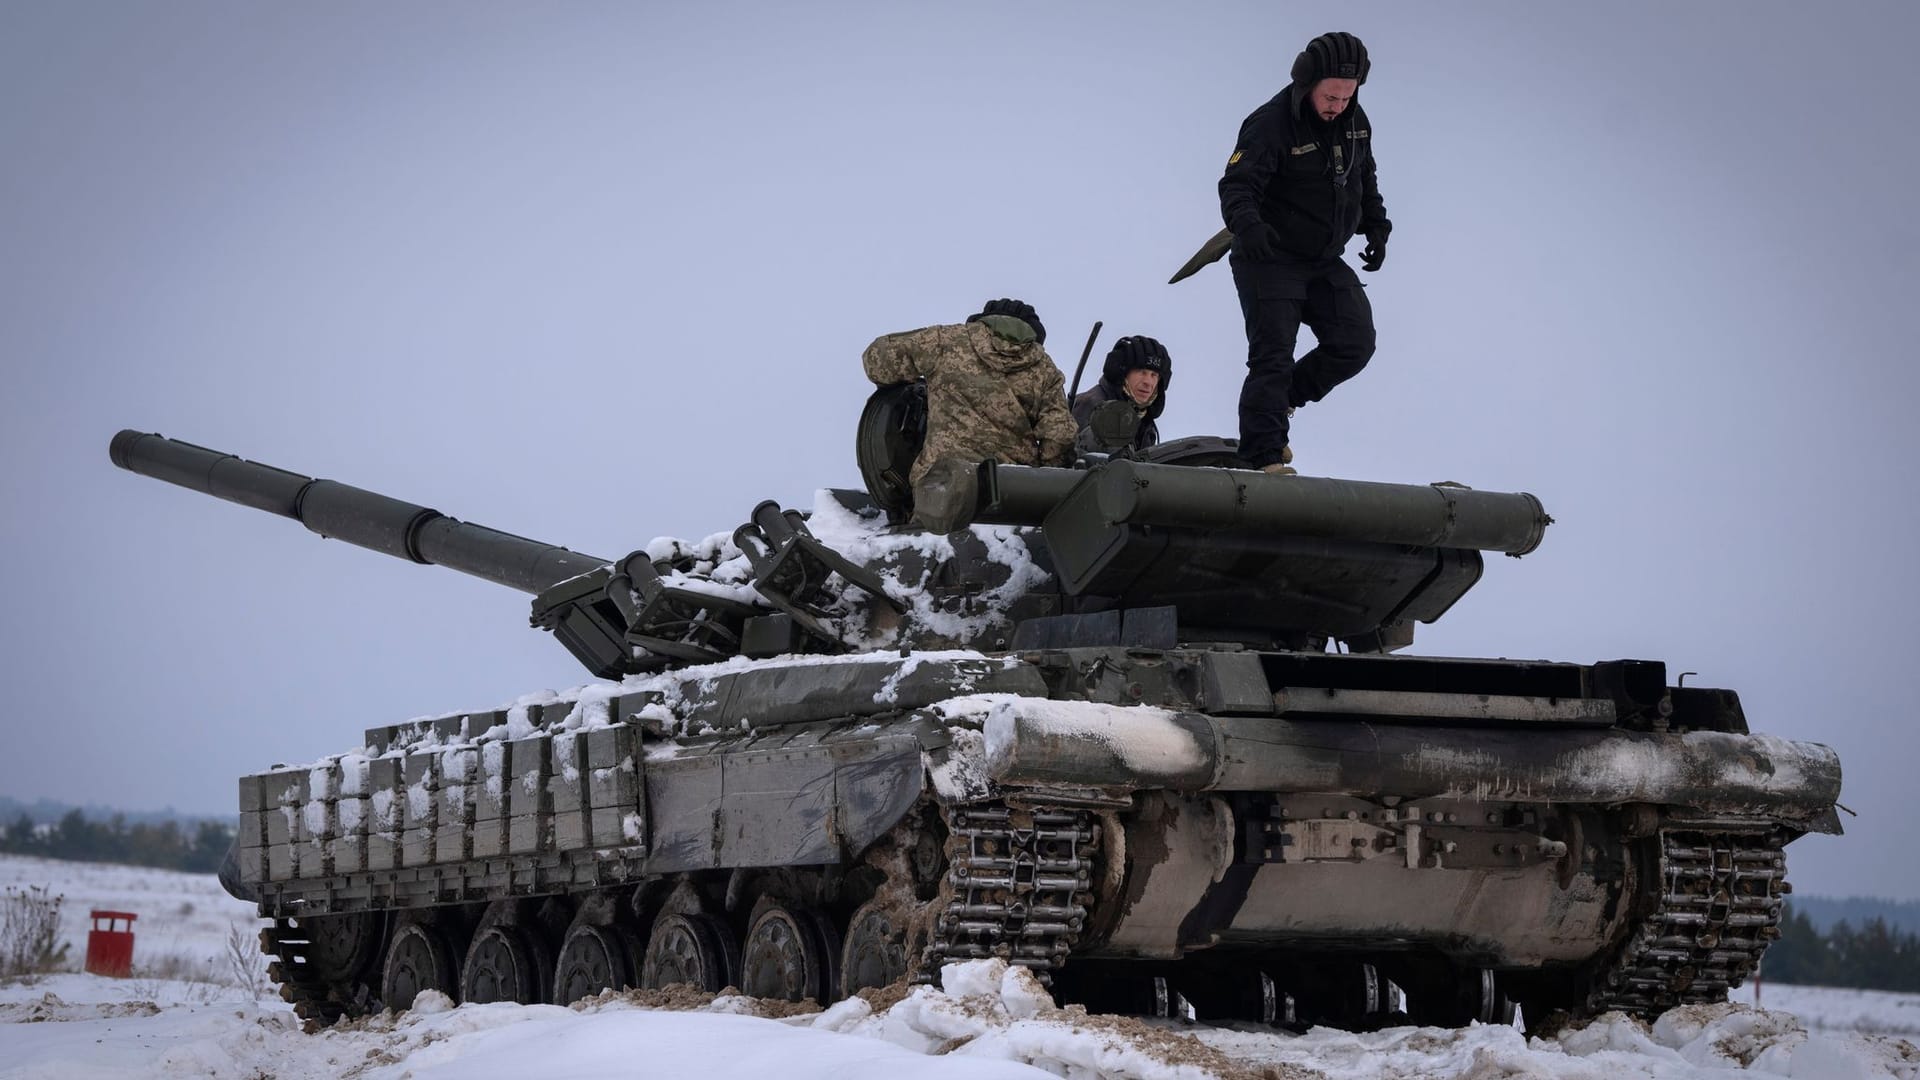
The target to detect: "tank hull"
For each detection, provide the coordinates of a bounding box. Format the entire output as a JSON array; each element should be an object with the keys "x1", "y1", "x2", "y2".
[{"x1": 233, "y1": 647, "x2": 1834, "y2": 1030}]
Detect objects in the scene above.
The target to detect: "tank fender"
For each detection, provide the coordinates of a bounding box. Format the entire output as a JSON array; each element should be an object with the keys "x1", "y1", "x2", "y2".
[
  {"x1": 981, "y1": 702, "x2": 1842, "y2": 824},
  {"x1": 667, "y1": 656, "x2": 1047, "y2": 731}
]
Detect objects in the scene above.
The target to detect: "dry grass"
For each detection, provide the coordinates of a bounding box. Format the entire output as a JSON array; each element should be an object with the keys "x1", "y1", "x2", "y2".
[
  {"x1": 225, "y1": 920, "x2": 269, "y2": 1000},
  {"x1": 0, "y1": 884, "x2": 68, "y2": 978}
]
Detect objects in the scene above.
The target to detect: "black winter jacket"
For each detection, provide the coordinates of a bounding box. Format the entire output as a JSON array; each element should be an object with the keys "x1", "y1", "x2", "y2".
[
  {"x1": 1071, "y1": 380, "x2": 1160, "y2": 453},
  {"x1": 1219, "y1": 85, "x2": 1389, "y2": 261}
]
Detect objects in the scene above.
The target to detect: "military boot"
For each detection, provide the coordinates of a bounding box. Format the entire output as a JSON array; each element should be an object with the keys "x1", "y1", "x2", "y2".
[
  {"x1": 910, "y1": 458, "x2": 980, "y2": 533},
  {"x1": 1261, "y1": 462, "x2": 1297, "y2": 476}
]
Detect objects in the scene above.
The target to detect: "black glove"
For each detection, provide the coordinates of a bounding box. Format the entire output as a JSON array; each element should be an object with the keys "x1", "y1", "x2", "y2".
[
  {"x1": 1360, "y1": 229, "x2": 1388, "y2": 272},
  {"x1": 1234, "y1": 222, "x2": 1282, "y2": 261}
]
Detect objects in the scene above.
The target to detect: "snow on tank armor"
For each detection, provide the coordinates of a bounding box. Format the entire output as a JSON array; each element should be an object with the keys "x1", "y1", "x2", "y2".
[{"x1": 108, "y1": 417, "x2": 1841, "y2": 1033}]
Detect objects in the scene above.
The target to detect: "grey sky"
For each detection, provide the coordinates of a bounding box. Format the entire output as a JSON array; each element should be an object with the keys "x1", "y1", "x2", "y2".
[{"x1": 3, "y1": 2, "x2": 1915, "y2": 898}]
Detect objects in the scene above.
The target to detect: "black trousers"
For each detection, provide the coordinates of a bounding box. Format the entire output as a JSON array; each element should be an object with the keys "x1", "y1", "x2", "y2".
[{"x1": 1230, "y1": 254, "x2": 1376, "y2": 468}]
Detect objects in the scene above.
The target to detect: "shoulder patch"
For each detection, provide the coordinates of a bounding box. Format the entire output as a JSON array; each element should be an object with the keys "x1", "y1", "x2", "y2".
[{"x1": 1227, "y1": 150, "x2": 1242, "y2": 165}]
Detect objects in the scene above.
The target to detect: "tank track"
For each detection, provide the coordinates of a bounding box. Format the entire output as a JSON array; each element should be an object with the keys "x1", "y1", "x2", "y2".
[
  {"x1": 260, "y1": 917, "x2": 358, "y2": 1031},
  {"x1": 1585, "y1": 829, "x2": 1786, "y2": 1016},
  {"x1": 257, "y1": 805, "x2": 1102, "y2": 1020},
  {"x1": 924, "y1": 803, "x2": 1099, "y2": 978}
]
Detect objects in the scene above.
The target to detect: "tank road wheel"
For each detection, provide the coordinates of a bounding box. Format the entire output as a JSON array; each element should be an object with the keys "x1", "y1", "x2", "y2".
[
  {"x1": 382, "y1": 923, "x2": 458, "y2": 1011},
  {"x1": 641, "y1": 912, "x2": 734, "y2": 993},
  {"x1": 1178, "y1": 969, "x2": 1284, "y2": 1026},
  {"x1": 299, "y1": 912, "x2": 382, "y2": 984},
  {"x1": 840, "y1": 901, "x2": 908, "y2": 997},
  {"x1": 1403, "y1": 964, "x2": 1516, "y2": 1028},
  {"x1": 461, "y1": 925, "x2": 545, "y2": 1005},
  {"x1": 740, "y1": 904, "x2": 834, "y2": 1004},
  {"x1": 1331, "y1": 961, "x2": 1388, "y2": 1030},
  {"x1": 553, "y1": 924, "x2": 635, "y2": 1004},
  {"x1": 1288, "y1": 959, "x2": 1389, "y2": 1031}
]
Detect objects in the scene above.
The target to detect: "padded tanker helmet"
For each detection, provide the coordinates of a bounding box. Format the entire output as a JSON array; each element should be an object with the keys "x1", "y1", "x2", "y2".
[
  {"x1": 1102, "y1": 335, "x2": 1172, "y2": 392},
  {"x1": 1291, "y1": 31, "x2": 1369, "y2": 86}
]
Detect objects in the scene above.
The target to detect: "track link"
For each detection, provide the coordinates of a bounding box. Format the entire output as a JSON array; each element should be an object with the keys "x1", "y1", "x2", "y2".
[
  {"x1": 1586, "y1": 829, "x2": 1787, "y2": 1016},
  {"x1": 261, "y1": 917, "x2": 368, "y2": 1031},
  {"x1": 924, "y1": 803, "x2": 1099, "y2": 978}
]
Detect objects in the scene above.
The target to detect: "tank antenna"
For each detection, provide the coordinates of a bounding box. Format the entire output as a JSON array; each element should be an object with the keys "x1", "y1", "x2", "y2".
[{"x1": 1067, "y1": 320, "x2": 1104, "y2": 403}]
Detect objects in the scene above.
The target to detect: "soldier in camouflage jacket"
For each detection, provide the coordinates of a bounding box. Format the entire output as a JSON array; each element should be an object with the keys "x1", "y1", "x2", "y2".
[{"x1": 862, "y1": 302, "x2": 1078, "y2": 487}]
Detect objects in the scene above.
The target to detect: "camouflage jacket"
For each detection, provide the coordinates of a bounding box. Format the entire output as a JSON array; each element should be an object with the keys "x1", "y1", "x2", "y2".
[{"x1": 862, "y1": 317, "x2": 1079, "y2": 483}]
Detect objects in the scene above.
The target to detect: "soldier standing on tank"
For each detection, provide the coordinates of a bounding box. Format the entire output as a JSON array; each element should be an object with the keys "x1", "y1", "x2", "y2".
[
  {"x1": 1072, "y1": 335, "x2": 1171, "y2": 454},
  {"x1": 862, "y1": 298, "x2": 1078, "y2": 532},
  {"x1": 1220, "y1": 31, "x2": 1390, "y2": 475}
]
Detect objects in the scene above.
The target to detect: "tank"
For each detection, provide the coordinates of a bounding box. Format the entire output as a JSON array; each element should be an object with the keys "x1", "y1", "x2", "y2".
[{"x1": 108, "y1": 424, "x2": 1841, "y2": 1033}]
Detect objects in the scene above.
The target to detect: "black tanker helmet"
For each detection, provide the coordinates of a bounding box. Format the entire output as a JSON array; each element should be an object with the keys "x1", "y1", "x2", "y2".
[
  {"x1": 1102, "y1": 335, "x2": 1172, "y2": 392},
  {"x1": 967, "y1": 298, "x2": 1046, "y2": 345},
  {"x1": 1290, "y1": 31, "x2": 1369, "y2": 87}
]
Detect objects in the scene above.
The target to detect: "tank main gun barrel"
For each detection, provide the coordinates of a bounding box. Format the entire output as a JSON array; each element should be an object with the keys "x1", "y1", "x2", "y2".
[{"x1": 110, "y1": 430, "x2": 609, "y2": 595}]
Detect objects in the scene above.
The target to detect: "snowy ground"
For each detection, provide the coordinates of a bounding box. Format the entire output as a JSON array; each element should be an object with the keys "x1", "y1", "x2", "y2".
[
  {"x1": 2, "y1": 854, "x2": 1916, "y2": 1079},
  {"x1": 1729, "y1": 981, "x2": 1920, "y2": 1040}
]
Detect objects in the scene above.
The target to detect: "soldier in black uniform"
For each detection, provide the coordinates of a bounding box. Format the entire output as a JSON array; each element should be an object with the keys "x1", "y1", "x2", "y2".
[
  {"x1": 1072, "y1": 335, "x2": 1171, "y2": 454},
  {"x1": 1219, "y1": 31, "x2": 1390, "y2": 474}
]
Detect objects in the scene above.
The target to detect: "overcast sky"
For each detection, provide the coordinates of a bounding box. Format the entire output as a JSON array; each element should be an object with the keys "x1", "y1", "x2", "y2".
[{"x1": 4, "y1": 2, "x2": 1916, "y2": 900}]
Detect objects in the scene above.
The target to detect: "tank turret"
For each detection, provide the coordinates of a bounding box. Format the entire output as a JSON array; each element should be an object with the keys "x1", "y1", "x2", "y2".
[{"x1": 113, "y1": 428, "x2": 1549, "y2": 671}]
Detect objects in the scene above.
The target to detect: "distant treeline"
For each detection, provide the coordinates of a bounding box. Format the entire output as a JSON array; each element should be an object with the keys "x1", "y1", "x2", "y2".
[
  {"x1": 2, "y1": 811, "x2": 234, "y2": 874},
  {"x1": 1786, "y1": 895, "x2": 1920, "y2": 939},
  {"x1": 0, "y1": 795, "x2": 223, "y2": 831},
  {"x1": 1762, "y1": 903, "x2": 1920, "y2": 992}
]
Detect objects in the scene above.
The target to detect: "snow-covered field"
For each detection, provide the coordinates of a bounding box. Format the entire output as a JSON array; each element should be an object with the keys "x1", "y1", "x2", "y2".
[
  {"x1": 1729, "y1": 981, "x2": 1920, "y2": 1040},
  {"x1": 2, "y1": 853, "x2": 1916, "y2": 1079},
  {"x1": 0, "y1": 853, "x2": 261, "y2": 995}
]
